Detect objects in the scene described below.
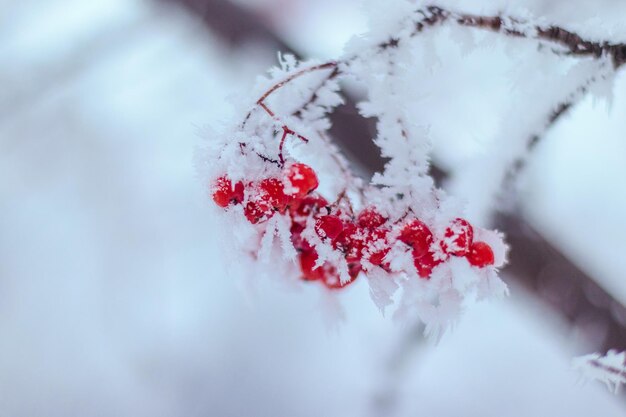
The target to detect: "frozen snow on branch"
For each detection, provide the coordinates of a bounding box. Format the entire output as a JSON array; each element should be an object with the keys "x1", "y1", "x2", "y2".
[
  {"x1": 201, "y1": 1, "x2": 626, "y2": 334},
  {"x1": 573, "y1": 351, "x2": 626, "y2": 393}
]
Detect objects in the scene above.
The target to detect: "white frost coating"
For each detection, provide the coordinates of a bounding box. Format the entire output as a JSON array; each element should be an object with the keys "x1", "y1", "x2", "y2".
[
  {"x1": 258, "y1": 216, "x2": 278, "y2": 262},
  {"x1": 201, "y1": 0, "x2": 510, "y2": 335},
  {"x1": 573, "y1": 351, "x2": 626, "y2": 393},
  {"x1": 448, "y1": 56, "x2": 615, "y2": 225},
  {"x1": 367, "y1": 268, "x2": 399, "y2": 314}
]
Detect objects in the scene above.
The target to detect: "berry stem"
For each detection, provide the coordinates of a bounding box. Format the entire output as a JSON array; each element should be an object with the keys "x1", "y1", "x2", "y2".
[
  {"x1": 257, "y1": 62, "x2": 338, "y2": 105},
  {"x1": 239, "y1": 4, "x2": 625, "y2": 192},
  {"x1": 258, "y1": 101, "x2": 275, "y2": 118},
  {"x1": 241, "y1": 64, "x2": 331, "y2": 165},
  {"x1": 278, "y1": 127, "x2": 289, "y2": 165},
  {"x1": 241, "y1": 62, "x2": 338, "y2": 130},
  {"x1": 278, "y1": 125, "x2": 309, "y2": 166}
]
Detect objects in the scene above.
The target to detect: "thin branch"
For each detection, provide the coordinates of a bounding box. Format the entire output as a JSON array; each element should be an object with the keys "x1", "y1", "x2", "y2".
[
  {"x1": 184, "y1": 2, "x2": 626, "y2": 405},
  {"x1": 239, "y1": 63, "x2": 338, "y2": 166},
  {"x1": 409, "y1": 6, "x2": 626, "y2": 68},
  {"x1": 243, "y1": 3, "x2": 626, "y2": 128},
  {"x1": 239, "y1": 4, "x2": 626, "y2": 170},
  {"x1": 501, "y1": 59, "x2": 612, "y2": 204},
  {"x1": 589, "y1": 359, "x2": 626, "y2": 379},
  {"x1": 573, "y1": 351, "x2": 626, "y2": 393},
  {"x1": 277, "y1": 125, "x2": 308, "y2": 165},
  {"x1": 257, "y1": 62, "x2": 338, "y2": 104},
  {"x1": 292, "y1": 66, "x2": 341, "y2": 120},
  {"x1": 241, "y1": 62, "x2": 338, "y2": 129}
]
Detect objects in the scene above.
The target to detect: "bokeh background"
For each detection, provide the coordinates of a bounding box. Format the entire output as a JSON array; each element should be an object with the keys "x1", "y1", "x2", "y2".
[{"x1": 1, "y1": 0, "x2": 626, "y2": 415}]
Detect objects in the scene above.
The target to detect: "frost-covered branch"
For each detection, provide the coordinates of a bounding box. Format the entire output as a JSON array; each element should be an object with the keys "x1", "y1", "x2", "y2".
[
  {"x1": 203, "y1": 1, "x2": 625, "y2": 335},
  {"x1": 242, "y1": 61, "x2": 339, "y2": 127},
  {"x1": 246, "y1": 4, "x2": 626, "y2": 133},
  {"x1": 240, "y1": 5, "x2": 626, "y2": 203},
  {"x1": 451, "y1": 56, "x2": 615, "y2": 222},
  {"x1": 501, "y1": 61, "x2": 614, "y2": 204},
  {"x1": 400, "y1": 5, "x2": 626, "y2": 67},
  {"x1": 240, "y1": 61, "x2": 339, "y2": 165},
  {"x1": 196, "y1": 2, "x2": 626, "y2": 413},
  {"x1": 573, "y1": 351, "x2": 626, "y2": 393}
]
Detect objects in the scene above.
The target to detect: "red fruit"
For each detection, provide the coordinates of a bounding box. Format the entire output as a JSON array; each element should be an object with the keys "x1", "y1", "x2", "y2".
[
  {"x1": 322, "y1": 265, "x2": 359, "y2": 290},
  {"x1": 299, "y1": 249, "x2": 324, "y2": 281},
  {"x1": 357, "y1": 207, "x2": 387, "y2": 229},
  {"x1": 334, "y1": 223, "x2": 368, "y2": 263},
  {"x1": 259, "y1": 178, "x2": 290, "y2": 212},
  {"x1": 289, "y1": 194, "x2": 328, "y2": 224},
  {"x1": 283, "y1": 162, "x2": 319, "y2": 198},
  {"x1": 315, "y1": 215, "x2": 344, "y2": 241},
  {"x1": 466, "y1": 241, "x2": 495, "y2": 267},
  {"x1": 368, "y1": 247, "x2": 390, "y2": 269},
  {"x1": 290, "y1": 222, "x2": 311, "y2": 251},
  {"x1": 290, "y1": 221, "x2": 305, "y2": 235},
  {"x1": 412, "y1": 250, "x2": 442, "y2": 279},
  {"x1": 398, "y1": 219, "x2": 433, "y2": 258},
  {"x1": 211, "y1": 176, "x2": 244, "y2": 207},
  {"x1": 363, "y1": 228, "x2": 391, "y2": 270},
  {"x1": 333, "y1": 222, "x2": 355, "y2": 249},
  {"x1": 348, "y1": 262, "x2": 362, "y2": 280},
  {"x1": 244, "y1": 200, "x2": 273, "y2": 224},
  {"x1": 233, "y1": 182, "x2": 245, "y2": 202},
  {"x1": 299, "y1": 249, "x2": 357, "y2": 290},
  {"x1": 441, "y1": 218, "x2": 473, "y2": 256}
]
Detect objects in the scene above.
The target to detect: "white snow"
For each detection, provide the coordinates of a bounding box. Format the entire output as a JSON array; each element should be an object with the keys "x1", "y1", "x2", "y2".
[{"x1": 1, "y1": 0, "x2": 625, "y2": 415}]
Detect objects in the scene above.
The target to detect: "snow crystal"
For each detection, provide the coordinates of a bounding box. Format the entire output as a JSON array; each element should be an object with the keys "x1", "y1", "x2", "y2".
[{"x1": 573, "y1": 350, "x2": 626, "y2": 393}]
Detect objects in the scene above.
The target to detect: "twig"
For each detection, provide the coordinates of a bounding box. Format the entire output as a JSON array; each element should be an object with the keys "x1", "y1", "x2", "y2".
[
  {"x1": 410, "y1": 6, "x2": 626, "y2": 68},
  {"x1": 241, "y1": 62, "x2": 338, "y2": 129},
  {"x1": 589, "y1": 359, "x2": 626, "y2": 379},
  {"x1": 239, "y1": 4, "x2": 626, "y2": 172},
  {"x1": 501, "y1": 62, "x2": 612, "y2": 201}
]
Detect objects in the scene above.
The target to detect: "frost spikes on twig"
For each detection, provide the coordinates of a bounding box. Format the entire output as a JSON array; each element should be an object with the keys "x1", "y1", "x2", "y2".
[{"x1": 573, "y1": 350, "x2": 626, "y2": 393}]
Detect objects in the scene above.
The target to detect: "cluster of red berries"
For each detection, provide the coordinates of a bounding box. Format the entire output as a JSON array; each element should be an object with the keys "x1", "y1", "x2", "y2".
[
  {"x1": 211, "y1": 162, "x2": 495, "y2": 290},
  {"x1": 211, "y1": 162, "x2": 319, "y2": 224}
]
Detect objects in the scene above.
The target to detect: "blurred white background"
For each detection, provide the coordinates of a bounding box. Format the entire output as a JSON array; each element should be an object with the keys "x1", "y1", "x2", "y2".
[{"x1": 1, "y1": 0, "x2": 625, "y2": 415}]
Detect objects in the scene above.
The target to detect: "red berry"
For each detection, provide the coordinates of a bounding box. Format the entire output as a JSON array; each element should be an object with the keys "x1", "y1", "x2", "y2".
[
  {"x1": 283, "y1": 162, "x2": 319, "y2": 198},
  {"x1": 398, "y1": 219, "x2": 433, "y2": 258},
  {"x1": 290, "y1": 222, "x2": 311, "y2": 251},
  {"x1": 244, "y1": 200, "x2": 273, "y2": 224},
  {"x1": 322, "y1": 265, "x2": 359, "y2": 290},
  {"x1": 299, "y1": 249, "x2": 356, "y2": 290},
  {"x1": 368, "y1": 247, "x2": 390, "y2": 269},
  {"x1": 348, "y1": 262, "x2": 362, "y2": 280},
  {"x1": 333, "y1": 222, "x2": 356, "y2": 249},
  {"x1": 211, "y1": 176, "x2": 244, "y2": 207},
  {"x1": 233, "y1": 183, "x2": 244, "y2": 201},
  {"x1": 258, "y1": 178, "x2": 290, "y2": 212},
  {"x1": 363, "y1": 228, "x2": 391, "y2": 270},
  {"x1": 299, "y1": 249, "x2": 324, "y2": 281},
  {"x1": 289, "y1": 194, "x2": 328, "y2": 224},
  {"x1": 315, "y1": 215, "x2": 344, "y2": 241},
  {"x1": 357, "y1": 207, "x2": 387, "y2": 229},
  {"x1": 412, "y1": 250, "x2": 442, "y2": 279},
  {"x1": 441, "y1": 218, "x2": 473, "y2": 256},
  {"x1": 466, "y1": 241, "x2": 495, "y2": 267},
  {"x1": 334, "y1": 223, "x2": 368, "y2": 263},
  {"x1": 290, "y1": 221, "x2": 305, "y2": 235}
]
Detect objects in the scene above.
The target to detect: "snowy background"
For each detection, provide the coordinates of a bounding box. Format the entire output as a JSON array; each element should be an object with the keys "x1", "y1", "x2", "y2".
[{"x1": 1, "y1": 0, "x2": 625, "y2": 415}]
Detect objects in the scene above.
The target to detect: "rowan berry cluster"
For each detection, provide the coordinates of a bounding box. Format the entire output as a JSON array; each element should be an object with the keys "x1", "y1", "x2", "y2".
[{"x1": 211, "y1": 161, "x2": 495, "y2": 290}]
